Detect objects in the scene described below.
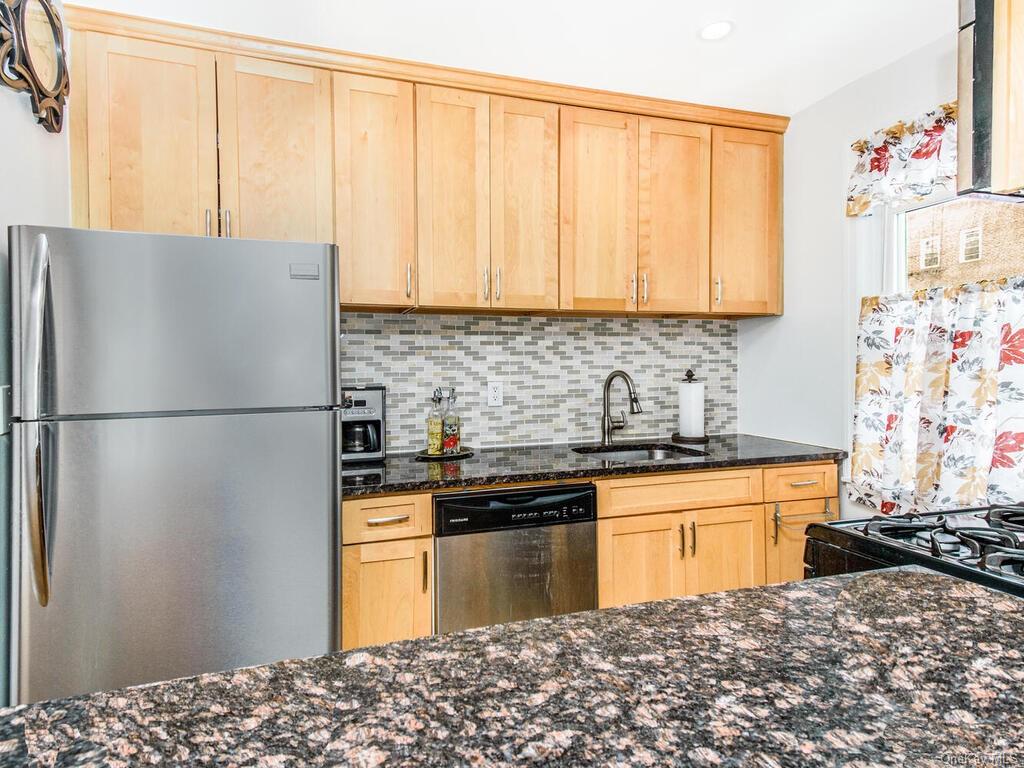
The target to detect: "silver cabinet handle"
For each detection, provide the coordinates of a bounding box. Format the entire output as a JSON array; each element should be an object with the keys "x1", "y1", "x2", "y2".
[
  {"x1": 406, "y1": 264, "x2": 413, "y2": 299},
  {"x1": 679, "y1": 523, "x2": 685, "y2": 558},
  {"x1": 205, "y1": 209, "x2": 212, "y2": 237},
  {"x1": 224, "y1": 209, "x2": 232, "y2": 238},
  {"x1": 715, "y1": 275, "x2": 723, "y2": 305},
  {"x1": 495, "y1": 267, "x2": 502, "y2": 301},
  {"x1": 790, "y1": 480, "x2": 820, "y2": 488},
  {"x1": 630, "y1": 273, "x2": 637, "y2": 305},
  {"x1": 690, "y1": 520, "x2": 697, "y2": 556},
  {"x1": 23, "y1": 234, "x2": 49, "y2": 422},
  {"x1": 422, "y1": 551, "x2": 428, "y2": 593},
  {"x1": 366, "y1": 514, "x2": 410, "y2": 526},
  {"x1": 773, "y1": 503, "x2": 781, "y2": 544},
  {"x1": 642, "y1": 273, "x2": 649, "y2": 305},
  {"x1": 825, "y1": 498, "x2": 833, "y2": 520},
  {"x1": 483, "y1": 267, "x2": 490, "y2": 300}
]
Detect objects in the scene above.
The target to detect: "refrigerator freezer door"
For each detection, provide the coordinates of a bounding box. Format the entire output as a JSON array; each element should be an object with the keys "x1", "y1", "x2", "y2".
[
  {"x1": 10, "y1": 226, "x2": 338, "y2": 419},
  {"x1": 11, "y1": 410, "x2": 338, "y2": 704}
]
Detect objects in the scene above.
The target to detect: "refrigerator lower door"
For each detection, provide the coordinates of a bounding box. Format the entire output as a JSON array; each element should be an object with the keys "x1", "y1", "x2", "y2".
[
  {"x1": 11, "y1": 410, "x2": 338, "y2": 705},
  {"x1": 10, "y1": 226, "x2": 339, "y2": 420}
]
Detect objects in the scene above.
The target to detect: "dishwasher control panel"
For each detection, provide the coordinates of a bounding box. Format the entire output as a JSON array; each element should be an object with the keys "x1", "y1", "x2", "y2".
[{"x1": 434, "y1": 484, "x2": 597, "y2": 536}]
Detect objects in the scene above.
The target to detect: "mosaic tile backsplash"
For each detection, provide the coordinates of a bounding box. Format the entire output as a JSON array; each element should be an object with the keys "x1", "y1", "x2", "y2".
[{"x1": 340, "y1": 314, "x2": 738, "y2": 453}]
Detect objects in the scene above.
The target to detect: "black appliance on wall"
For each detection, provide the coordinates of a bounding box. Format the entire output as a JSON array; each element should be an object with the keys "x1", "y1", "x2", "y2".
[{"x1": 340, "y1": 384, "x2": 386, "y2": 464}]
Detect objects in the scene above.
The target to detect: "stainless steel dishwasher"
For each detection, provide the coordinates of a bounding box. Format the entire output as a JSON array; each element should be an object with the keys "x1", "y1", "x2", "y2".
[{"x1": 434, "y1": 484, "x2": 597, "y2": 634}]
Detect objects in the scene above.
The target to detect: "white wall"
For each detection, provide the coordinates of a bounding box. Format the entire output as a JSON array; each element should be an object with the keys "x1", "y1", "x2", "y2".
[
  {"x1": 71, "y1": 0, "x2": 954, "y2": 116},
  {"x1": 737, "y1": 34, "x2": 957, "y2": 475}
]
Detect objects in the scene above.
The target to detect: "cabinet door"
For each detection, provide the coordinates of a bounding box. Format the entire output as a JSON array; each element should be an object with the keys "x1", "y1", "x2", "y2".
[
  {"x1": 710, "y1": 127, "x2": 782, "y2": 315},
  {"x1": 559, "y1": 107, "x2": 638, "y2": 312},
  {"x1": 597, "y1": 512, "x2": 686, "y2": 608},
  {"x1": 765, "y1": 498, "x2": 837, "y2": 584},
  {"x1": 684, "y1": 505, "x2": 766, "y2": 596},
  {"x1": 992, "y1": 0, "x2": 1024, "y2": 194},
  {"x1": 490, "y1": 96, "x2": 559, "y2": 310},
  {"x1": 217, "y1": 55, "x2": 333, "y2": 242},
  {"x1": 84, "y1": 33, "x2": 218, "y2": 235},
  {"x1": 638, "y1": 118, "x2": 711, "y2": 313},
  {"x1": 334, "y1": 74, "x2": 416, "y2": 307},
  {"x1": 341, "y1": 537, "x2": 432, "y2": 650},
  {"x1": 416, "y1": 85, "x2": 490, "y2": 308}
]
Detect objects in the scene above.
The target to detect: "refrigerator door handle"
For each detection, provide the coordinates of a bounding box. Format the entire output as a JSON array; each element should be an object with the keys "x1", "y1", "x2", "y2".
[
  {"x1": 21, "y1": 421, "x2": 50, "y2": 606},
  {"x1": 23, "y1": 233, "x2": 50, "y2": 422}
]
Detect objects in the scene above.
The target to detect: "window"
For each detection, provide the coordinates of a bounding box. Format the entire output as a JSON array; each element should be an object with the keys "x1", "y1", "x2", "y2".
[
  {"x1": 960, "y1": 227, "x2": 982, "y2": 263},
  {"x1": 920, "y1": 237, "x2": 941, "y2": 270},
  {"x1": 901, "y1": 197, "x2": 1024, "y2": 291}
]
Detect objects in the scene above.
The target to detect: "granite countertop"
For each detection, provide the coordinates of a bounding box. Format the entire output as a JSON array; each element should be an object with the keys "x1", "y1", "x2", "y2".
[
  {"x1": 3, "y1": 567, "x2": 1023, "y2": 766},
  {"x1": 342, "y1": 433, "x2": 847, "y2": 497}
]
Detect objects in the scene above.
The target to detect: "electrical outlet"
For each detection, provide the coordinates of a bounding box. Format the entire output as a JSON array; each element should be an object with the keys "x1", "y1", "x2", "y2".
[{"x1": 487, "y1": 381, "x2": 504, "y2": 407}]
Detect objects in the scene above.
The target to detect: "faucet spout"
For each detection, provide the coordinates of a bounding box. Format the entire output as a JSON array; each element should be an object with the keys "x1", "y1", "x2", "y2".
[{"x1": 601, "y1": 370, "x2": 643, "y2": 445}]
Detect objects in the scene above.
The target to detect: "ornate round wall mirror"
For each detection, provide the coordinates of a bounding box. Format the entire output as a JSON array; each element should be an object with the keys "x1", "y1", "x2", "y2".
[{"x1": 0, "y1": 0, "x2": 69, "y2": 133}]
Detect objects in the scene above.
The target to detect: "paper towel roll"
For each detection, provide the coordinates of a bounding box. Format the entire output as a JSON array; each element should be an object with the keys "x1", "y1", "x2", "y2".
[{"x1": 678, "y1": 376, "x2": 705, "y2": 439}]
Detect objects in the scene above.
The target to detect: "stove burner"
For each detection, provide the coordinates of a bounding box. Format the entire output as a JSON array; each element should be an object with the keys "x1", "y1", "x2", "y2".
[
  {"x1": 919, "y1": 530, "x2": 961, "y2": 554},
  {"x1": 979, "y1": 547, "x2": 1024, "y2": 580}
]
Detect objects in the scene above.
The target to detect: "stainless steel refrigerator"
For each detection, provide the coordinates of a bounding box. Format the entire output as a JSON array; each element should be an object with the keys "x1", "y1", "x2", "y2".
[{"x1": 4, "y1": 226, "x2": 341, "y2": 705}]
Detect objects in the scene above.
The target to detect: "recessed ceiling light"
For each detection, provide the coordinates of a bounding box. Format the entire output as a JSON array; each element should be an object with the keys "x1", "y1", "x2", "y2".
[{"x1": 699, "y1": 20, "x2": 734, "y2": 41}]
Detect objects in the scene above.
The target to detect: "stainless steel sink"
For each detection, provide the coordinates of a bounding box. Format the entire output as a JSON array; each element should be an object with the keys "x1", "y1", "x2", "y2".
[{"x1": 572, "y1": 443, "x2": 706, "y2": 463}]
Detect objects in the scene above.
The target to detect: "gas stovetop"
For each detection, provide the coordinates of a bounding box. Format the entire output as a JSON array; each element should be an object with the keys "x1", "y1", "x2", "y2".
[{"x1": 804, "y1": 505, "x2": 1024, "y2": 598}]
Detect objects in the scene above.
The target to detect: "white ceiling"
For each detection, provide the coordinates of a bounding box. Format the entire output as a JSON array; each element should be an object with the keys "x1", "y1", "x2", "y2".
[{"x1": 71, "y1": 0, "x2": 958, "y2": 115}]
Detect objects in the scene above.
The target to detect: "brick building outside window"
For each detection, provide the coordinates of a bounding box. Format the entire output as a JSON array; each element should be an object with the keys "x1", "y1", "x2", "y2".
[{"x1": 906, "y1": 197, "x2": 1024, "y2": 291}]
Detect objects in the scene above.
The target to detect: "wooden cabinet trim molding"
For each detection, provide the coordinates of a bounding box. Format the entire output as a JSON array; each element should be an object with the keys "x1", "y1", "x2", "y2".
[{"x1": 65, "y1": 6, "x2": 789, "y2": 134}]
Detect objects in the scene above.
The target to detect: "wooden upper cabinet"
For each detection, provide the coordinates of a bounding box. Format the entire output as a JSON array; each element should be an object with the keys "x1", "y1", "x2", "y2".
[
  {"x1": 83, "y1": 33, "x2": 218, "y2": 235},
  {"x1": 334, "y1": 74, "x2": 416, "y2": 307},
  {"x1": 490, "y1": 97, "x2": 559, "y2": 310},
  {"x1": 559, "y1": 107, "x2": 639, "y2": 312},
  {"x1": 597, "y1": 512, "x2": 686, "y2": 609},
  {"x1": 216, "y1": 55, "x2": 333, "y2": 242},
  {"x1": 710, "y1": 127, "x2": 782, "y2": 315},
  {"x1": 416, "y1": 85, "x2": 490, "y2": 308},
  {"x1": 683, "y1": 505, "x2": 766, "y2": 596},
  {"x1": 638, "y1": 118, "x2": 711, "y2": 313}
]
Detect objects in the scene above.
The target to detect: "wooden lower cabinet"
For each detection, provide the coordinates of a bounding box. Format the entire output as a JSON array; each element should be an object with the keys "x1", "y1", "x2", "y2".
[
  {"x1": 341, "y1": 536, "x2": 432, "y2": 650},
  {"x1": 765, "y1": 498, "x2": 837, "y2": 584},
  {"x1": 598, "y1": 504, "x2": 767, "y2": 607},
  {"x1": 684, "y1": 505, "x2": 766, "y2": 595},
  {"x1": 597, "y1": 512, "x2": 686, "y2": 608}
]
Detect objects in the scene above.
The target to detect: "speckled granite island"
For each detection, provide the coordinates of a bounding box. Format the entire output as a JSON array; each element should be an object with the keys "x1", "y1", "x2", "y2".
[
  {"x1": 2, "y1": 567, "x2": 1021, "y2": 766},
  {"x1": 343, "y1": 433, "x2": 846, "y2": 496}
]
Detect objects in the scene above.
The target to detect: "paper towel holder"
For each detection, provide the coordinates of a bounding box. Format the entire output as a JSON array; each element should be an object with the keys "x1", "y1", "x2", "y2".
[{"x1": 672, "y1": 370, "x2": 711, "y2": 445}]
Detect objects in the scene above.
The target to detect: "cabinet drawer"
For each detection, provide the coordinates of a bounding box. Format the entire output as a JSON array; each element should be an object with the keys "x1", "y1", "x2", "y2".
[
  {"x1": 763, "y1": 464, "x2": 838, "y2": 502},
  {"x1": 342, "y1": 493, "x2": 432, "y2": 544},
  {"x1": 597, "y1": 469, "x2": 763, "y2": 519}
]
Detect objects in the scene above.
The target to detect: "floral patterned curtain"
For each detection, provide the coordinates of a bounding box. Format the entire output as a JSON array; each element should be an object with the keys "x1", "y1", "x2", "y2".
[
  {"x1": 846, "y1": 103, "x2": 958, "y2": 217},
  {"x1": 850, "y1": 277, "x2": 1024, "y2": 514}
]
